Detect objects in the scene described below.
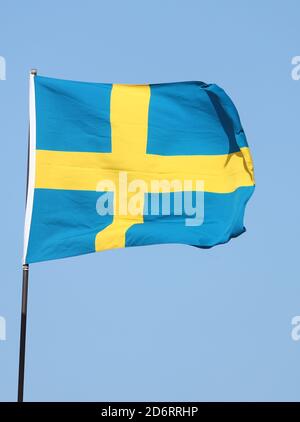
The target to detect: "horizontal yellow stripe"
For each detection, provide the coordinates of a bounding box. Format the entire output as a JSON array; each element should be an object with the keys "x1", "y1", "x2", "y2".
[{"x1": 35, "y1": 147, "x2": 254, "y2": 194}]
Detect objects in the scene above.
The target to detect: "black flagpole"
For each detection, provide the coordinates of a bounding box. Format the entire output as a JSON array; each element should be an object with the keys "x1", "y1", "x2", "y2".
[
  {"x1": 18, "y1": 263, "x2": 29, "y2": 402},
  {"x1": 18, "y1": 68, "x2": 37, "y2": 402}
]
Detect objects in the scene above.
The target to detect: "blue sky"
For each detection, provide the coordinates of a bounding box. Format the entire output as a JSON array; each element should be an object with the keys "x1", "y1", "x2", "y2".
[{"x1": 0, "y1": 0, "x2": 300, "y2": 401}]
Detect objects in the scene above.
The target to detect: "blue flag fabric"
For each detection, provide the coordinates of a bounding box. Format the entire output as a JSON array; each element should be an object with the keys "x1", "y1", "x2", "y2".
[{"x1": 23, "y1": 75, "x2": 255, "y2": 263}]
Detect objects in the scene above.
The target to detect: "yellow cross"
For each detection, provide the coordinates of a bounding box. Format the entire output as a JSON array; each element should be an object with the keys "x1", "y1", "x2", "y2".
[{"x1": 35, "y1": 84, "x2": 254, "y2": 252}]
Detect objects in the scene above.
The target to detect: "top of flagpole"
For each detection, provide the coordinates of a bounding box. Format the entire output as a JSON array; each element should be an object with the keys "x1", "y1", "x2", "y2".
[{"x1": 30, "y1": 69, "x2": 37, "y2": 76}]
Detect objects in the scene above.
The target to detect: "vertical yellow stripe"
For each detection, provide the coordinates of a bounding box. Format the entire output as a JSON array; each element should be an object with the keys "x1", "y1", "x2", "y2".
[{"x1": 95, "y1": 84, "x2": 151, "y2": 252}]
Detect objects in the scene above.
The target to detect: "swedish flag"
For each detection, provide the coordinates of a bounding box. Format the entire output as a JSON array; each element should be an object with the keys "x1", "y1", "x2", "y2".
[{"x1": 23, "y1": 75, "x2": 254, "y2": 263}]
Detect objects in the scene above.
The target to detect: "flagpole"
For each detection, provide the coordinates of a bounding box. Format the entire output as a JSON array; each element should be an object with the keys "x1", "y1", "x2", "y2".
[
  {"x1": 18, "y1": 263, "x2": 29, "y2": 402},
  {"x1": 17, "y1": 68, "x2": 37, "y2": 402}
]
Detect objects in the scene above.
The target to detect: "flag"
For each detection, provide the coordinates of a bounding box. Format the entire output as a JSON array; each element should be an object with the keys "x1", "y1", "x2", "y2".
[{"x1": 23, "y1": 75, "x2": 255, "y2": 263}]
